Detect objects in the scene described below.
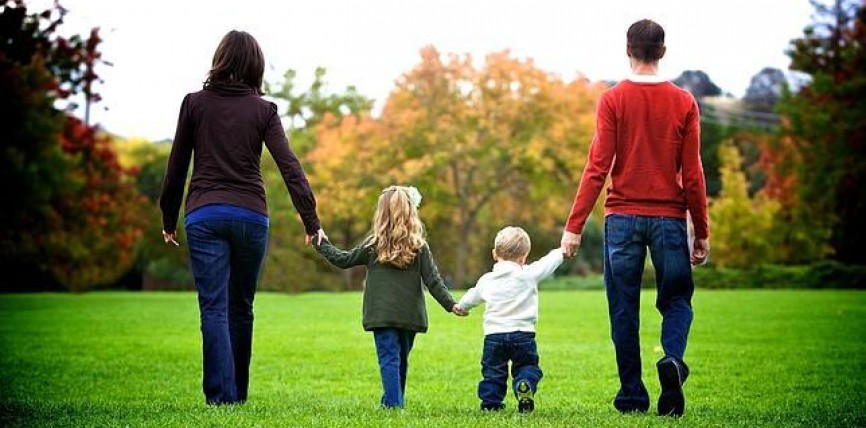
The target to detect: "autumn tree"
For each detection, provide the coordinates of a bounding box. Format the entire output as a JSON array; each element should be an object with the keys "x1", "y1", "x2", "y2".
[
  {"x1": 380, "y1": 47, "x2": 602, "y2": 286},
  {"x1": 777, "y1": 0, "x2": 866, "y2": 264},
  {"x1": 262, "y1": 68, "x2": 376, "y2": 291},
  {"x1": 0, "y1": 1, "x2": 147, "y2": 290},
  {"x1": 267, "y1": 67, "x2": 373, "y2": 154},
  {"x1": 709, "y1": 141, "x2": 781, "y2": 268},
  {"x1": 305, "y1": 114, "x2": 398, "y2": 288}
]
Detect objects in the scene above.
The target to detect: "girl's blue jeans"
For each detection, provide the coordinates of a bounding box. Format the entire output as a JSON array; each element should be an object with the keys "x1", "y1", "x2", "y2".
[{"x1": 372, "y1": 328, "x2": 416, "y2": 408}]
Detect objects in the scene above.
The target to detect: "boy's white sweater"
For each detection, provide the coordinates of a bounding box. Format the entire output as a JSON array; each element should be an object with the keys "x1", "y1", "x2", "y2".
[{"x1": 458, "y1": 249, "x2": 564, "y2": 336}]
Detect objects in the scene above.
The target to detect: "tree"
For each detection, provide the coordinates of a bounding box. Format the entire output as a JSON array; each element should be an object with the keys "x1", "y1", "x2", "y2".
[
  {"x1": 744, "y1": 67, "x2": 788, "y2": 112},
  {"x1": 672, "y1": 70, "x2": 729, "y2": 197},
  {"x1": 44, "y1": 118, "x2": 148, "y2": 290},
  {"x1": 266, "y1": 67, "x2": 373, "y2": 155},
  {"x1": 306, "y1": 114, "x2": 394, "y2": 289},
  {"x1": 777, "y1": 0, "x2": 866, "y2": 264},
  {"x1": 378, "y1": 47, "x2": 602, "y2": 285},
  {"x1": 119, "y1": 140, "x2": 192, "y2": 289},
  {"x1": 263, "y1": 68, "x2": 377, "y2": 291},
  {"x1": 673, "y1": 70, "x2": 722, "y2": 98},
  {"x1": 0, "y1": 1, "x2": 147, "y2": 290},
  {"x1": 709, "y1": 142, "x2": 780, "y2": 268}
]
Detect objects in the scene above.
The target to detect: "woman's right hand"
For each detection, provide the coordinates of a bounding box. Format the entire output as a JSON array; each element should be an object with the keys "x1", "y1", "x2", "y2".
[
  {"x1": 305, "y1": 228, "x2": 328, "y2": 246},
  {"x1": 162, "y1": 230, "x2": 179, "y2": 247}
]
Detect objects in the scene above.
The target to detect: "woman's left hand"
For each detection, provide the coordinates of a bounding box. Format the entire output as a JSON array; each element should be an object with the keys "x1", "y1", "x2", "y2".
[{"x1": 305, "y1": 228, "x2": 328, "y2": 246}]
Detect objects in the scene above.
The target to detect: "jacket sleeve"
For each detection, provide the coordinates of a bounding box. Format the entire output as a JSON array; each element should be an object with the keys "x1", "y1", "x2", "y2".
[
  {"x1": 159, "y1": 94, "x2": 194, "y2": 233},
  {"x1": 313, "y1": 239, "x2": 369, "y2": 269},
  {"x1": 419, "y1": 244, "x2": 457, "y2": 312},
  {"x1": 263, "y1": 103, "x2": 321, "y2": 235},
  {"x1": 565, "y1": 94, "x2": 616, "y2": 234},
  {"x1": 457, "y1": 283, "x2": 484, "y2": 312},
  {"x1": 682, "y1": 99, "x2": 710, "y2": 239},
  {"x1": 524, "y1": 249, "x2": 565, "y2": 284}
]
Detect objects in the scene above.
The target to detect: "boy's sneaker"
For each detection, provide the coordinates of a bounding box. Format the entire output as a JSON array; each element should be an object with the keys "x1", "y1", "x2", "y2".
[
  {"x1": 515, "y1": 380, "x2": 535, "y2": 413},
  {"x1": 657, "y1": 357, "x2": 685, "y2": 417},
  {"x1": 480, "y1": 403, "x2": 505, "y2": 411}
]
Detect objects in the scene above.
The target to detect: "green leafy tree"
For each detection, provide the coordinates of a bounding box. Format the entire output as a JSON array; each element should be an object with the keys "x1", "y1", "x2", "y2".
[{"x1": 121, "y1": 141, "x2": 192, "y2": 289}]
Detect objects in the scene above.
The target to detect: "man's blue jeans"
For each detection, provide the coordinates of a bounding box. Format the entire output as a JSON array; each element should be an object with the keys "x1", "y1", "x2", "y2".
[
  {"x1": 186, "y1": 219, "x2": 268, "y2": 405},
  {"x1": 604, "y1": 214, "x2": 694, "y2": 412},
  {"x1": 478, "y1": 331, "x2": 543, "y2": 409},
  {"x1": 372, "y1": 328, "x2": 416, "y2": 408}
]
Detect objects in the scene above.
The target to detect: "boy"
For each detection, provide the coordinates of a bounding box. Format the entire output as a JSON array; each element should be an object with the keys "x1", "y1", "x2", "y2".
[{"x1": 456, "y1": 226, "x2": 564, "y2": 413}]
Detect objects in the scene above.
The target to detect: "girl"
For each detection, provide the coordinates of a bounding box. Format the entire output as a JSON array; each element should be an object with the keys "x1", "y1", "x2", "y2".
[
  {"x1": 314, "y1": 186, "x2": 464, "y2": 409},
  {"x1": 159, "y1": 30, "x2": 324, "y2": 405}
]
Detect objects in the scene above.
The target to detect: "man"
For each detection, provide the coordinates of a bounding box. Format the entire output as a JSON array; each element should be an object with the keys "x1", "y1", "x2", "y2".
[{"x1": 561, "y1": 19, "x2": 710, "y2": 417}]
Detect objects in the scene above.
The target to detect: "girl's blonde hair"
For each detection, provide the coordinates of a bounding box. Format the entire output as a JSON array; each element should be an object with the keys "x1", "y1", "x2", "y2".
[{"x1": 367, "y1": 186, "x2": 425, "y2": 268}]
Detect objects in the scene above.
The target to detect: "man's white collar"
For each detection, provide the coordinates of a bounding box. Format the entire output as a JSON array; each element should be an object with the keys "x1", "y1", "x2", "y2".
[{"x1": 627, "y1": 73, "x2": 666, "y2": 83}]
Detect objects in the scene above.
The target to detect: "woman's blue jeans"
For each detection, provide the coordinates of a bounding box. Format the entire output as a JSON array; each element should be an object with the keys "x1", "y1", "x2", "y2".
[
  {"x1": 604, "y1": 214, "x2": 694, "y2": 412},
  {"x1": 186, "y1": 219, "x2": 268, "y2": 405},
  {"x1": 372, "y1": 328, "x2": 416, "y2": 408}
]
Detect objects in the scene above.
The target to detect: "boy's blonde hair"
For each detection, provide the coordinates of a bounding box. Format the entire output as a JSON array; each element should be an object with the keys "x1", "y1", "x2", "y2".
[
  {"x1": 368, "y1": 186, "x2": 425, "y2": 268},
  {"x1": 494, "y1": 226, "x2": 531, "y2": 262}
]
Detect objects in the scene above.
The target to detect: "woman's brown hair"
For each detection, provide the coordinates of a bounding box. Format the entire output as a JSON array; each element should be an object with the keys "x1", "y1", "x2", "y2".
[
  {"x1": 205, "y1": 30, "x2": 265, "y2": 94},
  {"x1": 626, "y1": 19, "x2": 666, "y2": 63}
]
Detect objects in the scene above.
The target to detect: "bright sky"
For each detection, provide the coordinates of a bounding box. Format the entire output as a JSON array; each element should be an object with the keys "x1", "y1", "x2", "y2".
[{"x1": 47, "y1": 0, "x2": 815, "y2": 140}]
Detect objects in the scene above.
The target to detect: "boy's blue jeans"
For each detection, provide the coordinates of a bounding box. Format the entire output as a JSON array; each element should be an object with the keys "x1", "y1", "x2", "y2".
[
  {"x1": 604, "y1": 214, "x2": 694, "y2": 412},
  {"x1": 186, "y1": 220, "x2": 268, "y2": 405},
  {"x1": 372, "y1": 328, "x2": 416, "y2": 408},
  {"x1": 478, "y1": 331, "x2": 543, "y2": 409}
]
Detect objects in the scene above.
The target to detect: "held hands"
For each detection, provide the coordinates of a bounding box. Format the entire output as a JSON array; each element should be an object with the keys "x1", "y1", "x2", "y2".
[
  {"x1": 305, "y1": 228, "x2": 328, "y2": 246},
  {"x1": 691, "y1": 238, "x2": 710, "y2": 266},
  {"x1": 162, "y1": 230, "x2": 179, "y2": 247},
  {"x1": 560, "y1": 230, "x2": 582, "y2": 258},
  {"x1": 451, "y1": 304, "x2": 468, "y2": 317}
]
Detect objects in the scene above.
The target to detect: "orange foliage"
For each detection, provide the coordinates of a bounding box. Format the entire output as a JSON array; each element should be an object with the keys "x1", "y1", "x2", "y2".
[
  {"x1": 41, "y1": 117, "x2": 149, "y2": 290},
  {"x1": 308, "y1": 46, "x2": 604, "y2": 285}
]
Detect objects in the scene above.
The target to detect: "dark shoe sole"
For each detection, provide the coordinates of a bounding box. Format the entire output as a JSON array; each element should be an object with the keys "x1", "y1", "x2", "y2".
[
  {"x1": 616, "y1": 406, "x2": 648, "y2": 414},
  {"x1": 480, "y1": 403, "x2": 505, "y2": 411},
  {"x1": 516, "y1": 380, "x2": 535, "y2": 413},
  {"x1": 657, "y1": 359, "x2": 685, "y2": 416}
]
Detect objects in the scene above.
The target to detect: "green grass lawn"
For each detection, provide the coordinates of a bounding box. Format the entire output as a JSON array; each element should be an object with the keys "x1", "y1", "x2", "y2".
[{"x1": 1, "y1": 289, "x2": 864, "y2": 427}]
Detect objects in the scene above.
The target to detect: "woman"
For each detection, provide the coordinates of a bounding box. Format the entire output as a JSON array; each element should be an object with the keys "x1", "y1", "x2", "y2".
[{"x1": 159, "y1": 30, "x2": 325, "y2": 405}]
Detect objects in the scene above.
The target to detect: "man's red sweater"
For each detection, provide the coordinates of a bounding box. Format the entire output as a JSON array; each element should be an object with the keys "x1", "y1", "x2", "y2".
[{"x1": 565, "y1": 79, "x2": 710, "y2": 239}]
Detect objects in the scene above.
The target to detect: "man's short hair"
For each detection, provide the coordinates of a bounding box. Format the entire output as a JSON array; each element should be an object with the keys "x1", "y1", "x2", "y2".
[
  {"x1": 627, "y1": 19, "x2": 665, "y2": 62},
  {"x1": 494, "y1": 226, "x2": 531, "y2": 261}
]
